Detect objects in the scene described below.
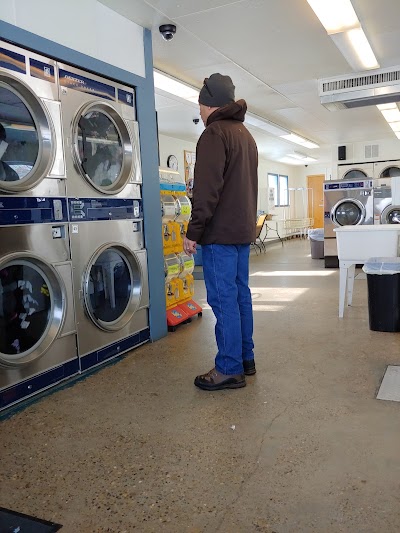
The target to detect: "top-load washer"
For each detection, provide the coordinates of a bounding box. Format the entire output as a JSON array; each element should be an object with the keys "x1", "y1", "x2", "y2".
[
  {"x1": 58, "y1": 63, "x2": 141, "y2": 199},
  {"x1": 324, "y1": 178, "x2": 373, "y2": 267},
  {"x1": 373, "y1": 160, "x2": 400, "y2": 179},
  {"x1": 0, "y1": 40, "x2": 65, "y2": 197},
  {"x1": 337, "y1": 162, "x2": 374, "y2": 180}
]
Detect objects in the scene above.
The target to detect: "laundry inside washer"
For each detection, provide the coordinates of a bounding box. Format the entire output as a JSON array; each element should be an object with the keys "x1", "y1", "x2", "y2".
[
  {"x1": 0, "y1": 261, "x2": 51, "y2": 356},
  {"x1": 0, "y1": 40, "x2": 65, "y2": 197}
]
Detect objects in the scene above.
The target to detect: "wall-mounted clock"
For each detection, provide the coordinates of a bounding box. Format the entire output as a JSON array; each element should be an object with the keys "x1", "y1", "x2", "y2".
[{"x1": 167, "y1": 154, "x2": 178, "y2": 171}]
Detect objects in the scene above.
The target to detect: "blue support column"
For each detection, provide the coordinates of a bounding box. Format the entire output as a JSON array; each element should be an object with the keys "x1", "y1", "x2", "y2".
[{"x1": 137, "y1": 29, "x2": 167, "y2": 341}]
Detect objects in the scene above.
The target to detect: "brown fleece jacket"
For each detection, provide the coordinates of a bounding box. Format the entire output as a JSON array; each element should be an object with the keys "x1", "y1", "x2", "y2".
[{"x1": 186, "y1": 99, "x2": 258, "y2": 245}]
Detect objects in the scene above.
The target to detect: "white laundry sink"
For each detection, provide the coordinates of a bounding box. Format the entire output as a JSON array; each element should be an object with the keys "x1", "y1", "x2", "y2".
[{"x1": 334, "y1": 225, "x2": 400, "y2": 261}]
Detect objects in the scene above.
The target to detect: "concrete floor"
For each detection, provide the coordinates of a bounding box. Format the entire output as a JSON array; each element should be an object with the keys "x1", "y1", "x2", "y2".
[{"x1": 1, "y1": 239, "x2": 400, "y2": 532}]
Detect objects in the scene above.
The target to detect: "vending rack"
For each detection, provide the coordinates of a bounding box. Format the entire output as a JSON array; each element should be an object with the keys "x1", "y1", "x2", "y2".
[{"x1": 159, "y1": 168, "x2": 202, "y2": 331}]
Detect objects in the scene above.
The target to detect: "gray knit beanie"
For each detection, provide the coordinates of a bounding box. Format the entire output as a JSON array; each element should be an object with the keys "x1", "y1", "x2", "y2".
[{"x1": 198, "y1": 73, "x2": 235, "y2": 107}]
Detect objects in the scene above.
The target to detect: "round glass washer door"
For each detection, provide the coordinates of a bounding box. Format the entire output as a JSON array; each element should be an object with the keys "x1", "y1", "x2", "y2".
[
  {"x1": 379, "y1": 166, "x2": 400, "y2": 178},
  {"x1": 84, "y1": 245, "x2": 143, "y2": 332},
  {"x1": 331, "y1": 199, "x2": 366, "y2": 227},
  {"x1": 381, "y1": 205, "x2": 400, "y2": 224},
  {"x1": 0, "y1": 256, "x2": 65, "y2": 367},
  {"x1": 72, "y1": 102, "x2": 134, "y2": 195},
  {"x1": 0, "y1": 73, "x2": 55, "y2": 193},
  {"x1": 342, "y1": 169, "x2": 368, "y2": 180}
]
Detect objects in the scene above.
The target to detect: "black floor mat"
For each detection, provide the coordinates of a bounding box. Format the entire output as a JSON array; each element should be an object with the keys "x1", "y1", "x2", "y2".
[{"x1": 0, "y1": 507, "x2": 62, "y2": 532}]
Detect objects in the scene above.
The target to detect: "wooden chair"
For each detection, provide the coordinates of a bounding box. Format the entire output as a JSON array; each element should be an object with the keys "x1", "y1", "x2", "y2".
[{"x1": 251, "y1": 214, "x2": 267, "y2": 254}]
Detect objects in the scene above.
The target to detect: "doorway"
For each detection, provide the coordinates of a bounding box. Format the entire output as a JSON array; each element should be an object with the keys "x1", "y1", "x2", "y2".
[{"x1": 307, "y1": 174, "x2": 324, "y2": 228}]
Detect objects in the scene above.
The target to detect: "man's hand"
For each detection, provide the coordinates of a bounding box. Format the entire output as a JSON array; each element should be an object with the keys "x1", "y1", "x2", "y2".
[{"x1": 183, "y1": 236, "x2": 197, "y2": 255}]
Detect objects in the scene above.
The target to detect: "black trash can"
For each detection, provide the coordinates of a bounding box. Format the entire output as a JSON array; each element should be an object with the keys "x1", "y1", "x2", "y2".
[{"x1": 363, "y1": 258, "x2": 400, "y2": 332}]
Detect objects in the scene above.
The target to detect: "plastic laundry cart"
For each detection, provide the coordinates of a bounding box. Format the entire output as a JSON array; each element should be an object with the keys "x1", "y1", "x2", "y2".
[
  {"x1": 363, "y1": 257, "x2": 400, "y2": 332},
  {"x1": 308, "y1": 228, "x2": 324, "y2": 259}
]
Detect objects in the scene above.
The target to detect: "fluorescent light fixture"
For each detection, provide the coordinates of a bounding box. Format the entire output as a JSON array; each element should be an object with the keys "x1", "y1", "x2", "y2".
[
  {"x1": 380, "y1": 108, "x2": 400, "y2": 122},
  {"x1": 286, "y1": 151, "x2": 317, "y2": 162},
  {"x1": 308, "y1": 0, "x2": 379, "y2": 71},
  {"x1": 280, "y1": 133, "x2": 319, "y2": 149},
  {"x1": 330, "y1": 28, "x2": 379, "y2": 70},
  {"x1": 307, "y1": 0, "x2": 359, "y2": 34},
  {"x1": 153, "y1": 71, "x2": 199, "y2": 103},
  {"x1": 245, "y1": 113, "x2": 290, "y2": 136},
  {"x1": 377, "y1": 103, "x2": 400, "y2": 138},
  {"x1": 377, "y1": 103, "x2": 398, "y2": 111}
]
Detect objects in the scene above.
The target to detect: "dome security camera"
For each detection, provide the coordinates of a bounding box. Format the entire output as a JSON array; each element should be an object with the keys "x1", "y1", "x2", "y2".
[
  {"x1": 159, "y1": 24, "x2": 176, "y2": 41},
  {"x1": 193, "y1": 118, "x2": 200, "y2": 125}
]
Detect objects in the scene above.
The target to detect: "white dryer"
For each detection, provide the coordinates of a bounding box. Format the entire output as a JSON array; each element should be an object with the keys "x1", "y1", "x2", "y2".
[
  {"x1": 58, "y1": 63, "x2": 141, "y2": 199},
  {"x1": 337, "y1": 162, "x2": 374, "y2": 180},
  {"x1": 0, "y1": 40, "x2": 65, "y2": 198},
  {"x1": 0, "y1": 211, "x2": 78, "y2": 411},
  {"x1": 373, "y1": 160, "x2": 400, "y2": 179},
  {"x1": 69, "y1": 210, "x2": 149, "y2": 371}
]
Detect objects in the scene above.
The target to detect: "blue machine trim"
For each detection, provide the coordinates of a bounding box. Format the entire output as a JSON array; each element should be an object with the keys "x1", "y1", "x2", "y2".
[
  {"x1": 160, "y1": 183, "x2": 186, "y2": 192},
  {"x1": 0, "y1": 22, "x2": 167, "y2": 343},
  {"x1": 80, "y1": 328, "x2": 150, "y2": 371},
  {"x1": 0, "y1": 358, "x2": 79, "y2": 411},
  {"x1": 59, "y1": 68, "x2": 115, "y2": 101},
  {"x1": 0, "y1": 196, "x2": 68, "y2": 225},
  {"x1": 118, "y1": 88, "x2": 135, "y2": 107},
  {"x1": 68, "y1": 197, "x2": 142, "y2": 221},
  {"x1": 0, "y1": 45, "x2": 25, "y2": 73},
  {"x1": 29, "y1": 58, "x2": 55, "y2": 83}
]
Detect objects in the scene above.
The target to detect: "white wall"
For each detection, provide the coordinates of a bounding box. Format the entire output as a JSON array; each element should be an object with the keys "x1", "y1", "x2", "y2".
[
  {"x1": 158, "y1": 134, "x2": 196, "y2": 177},
  {"x1": 0, "y1": 0, "x2": 145, "y2": 77}
]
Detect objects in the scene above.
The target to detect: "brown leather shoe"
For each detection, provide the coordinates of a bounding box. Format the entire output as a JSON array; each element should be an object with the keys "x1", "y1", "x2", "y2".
[
  {"x1": 194, "y1": 367, "x2": 246, "y2": 391},
  {"x1": 243, "y1": 359, "x2": 256, "y2": 376}
]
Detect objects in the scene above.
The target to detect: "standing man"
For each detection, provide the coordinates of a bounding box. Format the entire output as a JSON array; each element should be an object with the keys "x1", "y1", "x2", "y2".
[{"x1": 183, "y1": 73, "x2": 258, "y2": 391}]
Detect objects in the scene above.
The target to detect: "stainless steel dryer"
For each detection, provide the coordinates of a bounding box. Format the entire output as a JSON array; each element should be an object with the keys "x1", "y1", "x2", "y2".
[
  {"x1": 0, "y1": 40, "x2": 65, "y2": 197},
  {"x1": 0, "y1": 200, "x2": 78, "y2": 411},
  {"x1": 58, "y1": 63, "x2": 141, "y2": 199},
  {"x1": 69, "y1": 198, "x2": 149, "y2": 371},
  {"x1": 337, "y1": 163, "x2": 374, "y2": 180},
  {"x1": 373, "y1": 160, "x2": 400, "y2": 179},
  {"x1": 324, "y1": 178, "x2": 373, "y2": 267}
]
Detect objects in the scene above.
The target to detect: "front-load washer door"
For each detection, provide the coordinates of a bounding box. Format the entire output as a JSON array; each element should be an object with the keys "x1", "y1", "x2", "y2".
[
  {"x1": 83, "y1": 244, "x2": 143, "y2": 332},
  {"x1": 72, "y1": 102, "x2": 136, "y2": 195},
  {"x1": 342, "y1": 169, "x2": 369, "y2": 180},
  {"x1": 381, "y1": 205, "x2": 400, "y2": 224},
  {"x1": 0, "y1": 256, "x2": 65, "y2": 367},
  {"x1": 379, "y1": 166, "x2": 400, "y2": 179},
  {"x1": 0, "y1": 74, "x2": 55, "y2": 192},
  {"x1": 331, "y1": 199, "x2": 366, "y2": 227}
]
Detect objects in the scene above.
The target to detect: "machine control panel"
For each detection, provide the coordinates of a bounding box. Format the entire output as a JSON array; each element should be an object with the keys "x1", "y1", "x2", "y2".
[
  {"x1": 324, "y1": 180, "x2": 373, "y2": 190},
  {"x1": 0, "y1": 196, "x2": 68, "y2": 225},
  {"x1": 68, "y1": 198, "x2": 142, "y2": 221}
]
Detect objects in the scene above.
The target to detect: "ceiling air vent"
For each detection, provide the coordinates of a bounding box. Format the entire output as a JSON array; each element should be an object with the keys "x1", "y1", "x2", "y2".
[{"x1": 318, "y1": 66, "x2": 400, "y2": 111}]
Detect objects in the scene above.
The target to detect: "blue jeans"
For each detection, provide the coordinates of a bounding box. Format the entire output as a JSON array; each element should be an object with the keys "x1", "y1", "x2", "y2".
[{"x1": 201, "y1": 244, "x2": 254, "y2": 375}]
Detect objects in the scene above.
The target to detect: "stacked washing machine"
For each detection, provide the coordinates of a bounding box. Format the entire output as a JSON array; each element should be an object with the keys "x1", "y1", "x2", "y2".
[
  {"x1": 0, "y1": 41, "x2": 150, "y2": 410},
  {"x1": 59, "y1": 63, "x2": 149, "y2": 371},
  {"x1": 373, "y1": 162, "x2": 400, "y2": 225},
  {"x1": 0, "y1": 41, "x2": 78, "y2": 409}
]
